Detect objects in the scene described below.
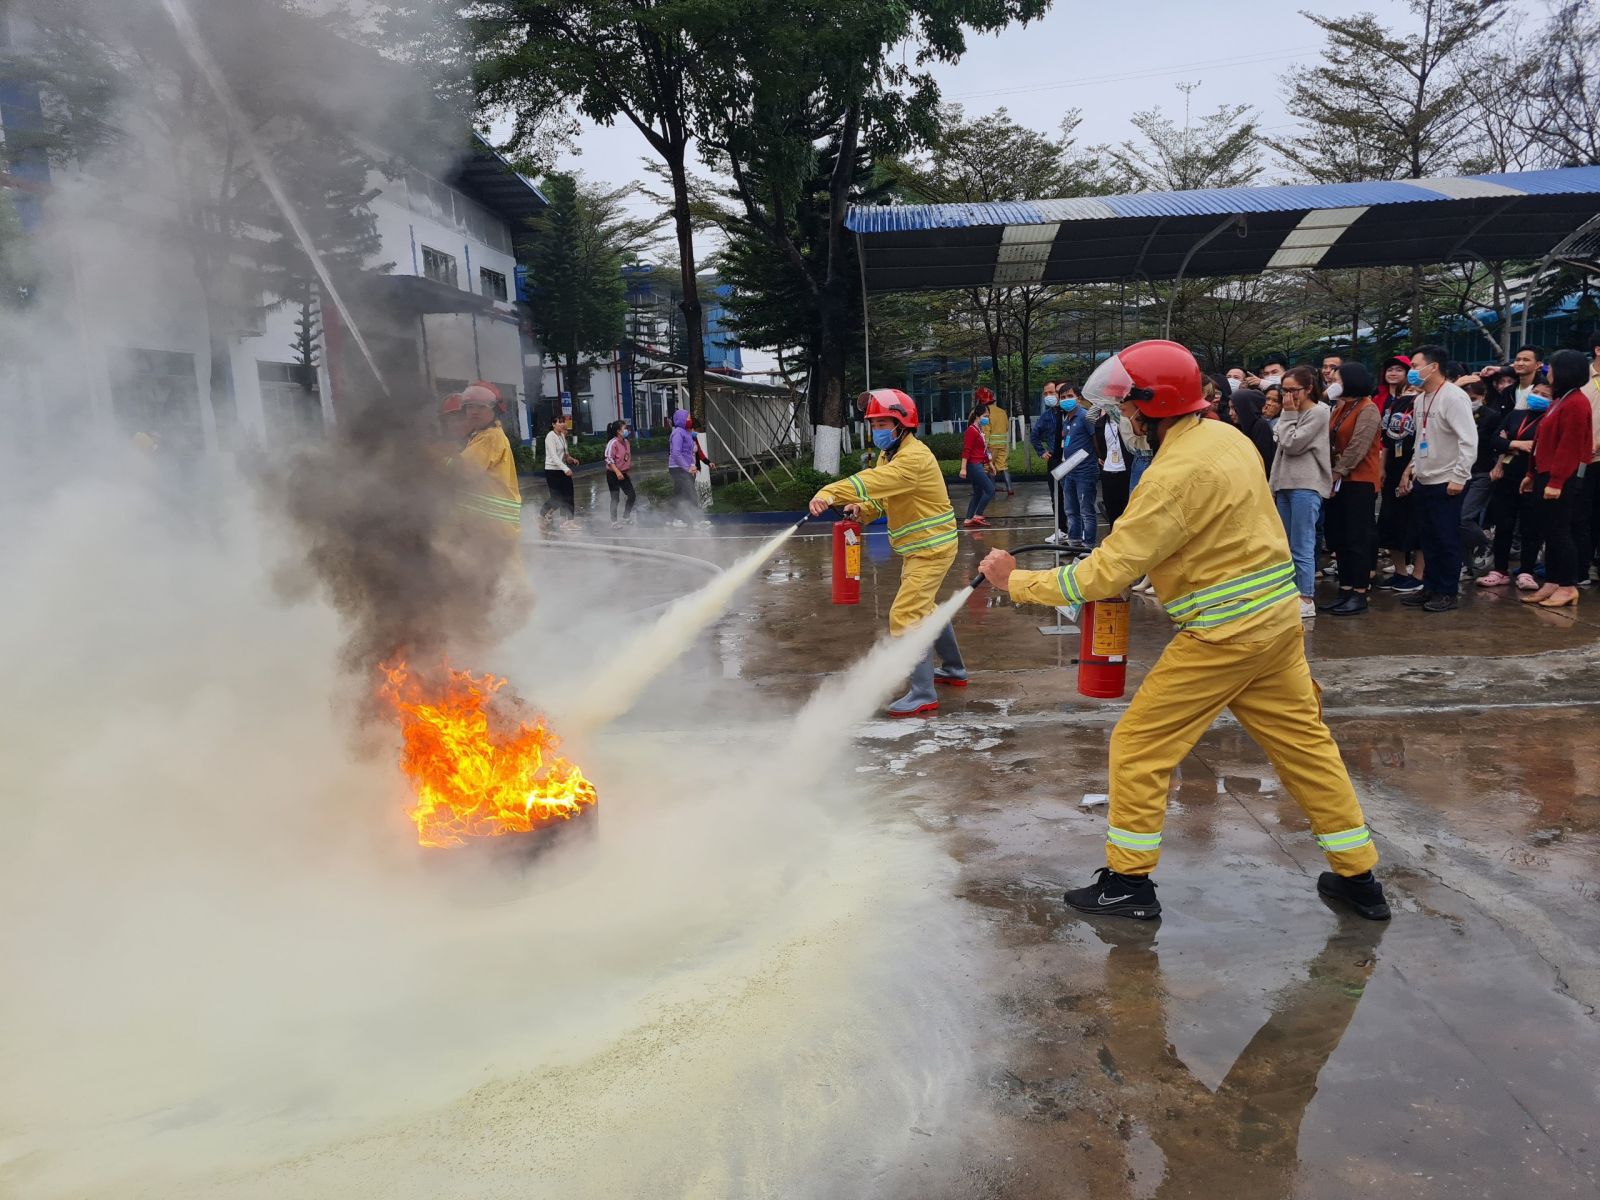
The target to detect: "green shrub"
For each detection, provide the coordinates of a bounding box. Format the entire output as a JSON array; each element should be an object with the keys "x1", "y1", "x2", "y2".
[
  {"x1": 639, "y1": 474, "x2": 675, "y2": 503},
  {"x1": 920, "y1": 432, "x2": 964, "y2": 460}
]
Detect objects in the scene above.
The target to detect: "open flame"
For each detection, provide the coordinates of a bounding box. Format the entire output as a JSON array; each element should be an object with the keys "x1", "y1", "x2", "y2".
[{"x1": 378, "y1": 660, "x2": 597, "y2": 848}]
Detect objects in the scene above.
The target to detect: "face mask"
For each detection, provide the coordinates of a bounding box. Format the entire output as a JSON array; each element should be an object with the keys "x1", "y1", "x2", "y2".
[
  {"x1": 1407, "y1": 369, "x2": 1423, "y2": 387},
  {"x1": 871, "y1": 428, "x2": 896, "y2": 451},
  {"x1": 1528, "y1": 394, "x2": 1551, "y2": 411},
  {"x1": 1043, "y1": 395, "x2": 1059, "y2": 408},
  {"x1": 1062, "y1": 396, "x2": 1078, "y2": 412},
  {"x1": 978, "y1": 417, "x2": 989, "y2": 427}
]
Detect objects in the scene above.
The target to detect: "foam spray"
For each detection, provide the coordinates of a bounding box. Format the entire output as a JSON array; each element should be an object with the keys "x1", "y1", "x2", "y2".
[
  {"x1": 568, "y1": 523, "x2": 803, "y2": 734},
  {"x1": 779, "y1": 586, "x2": 974, "y2": 777}
]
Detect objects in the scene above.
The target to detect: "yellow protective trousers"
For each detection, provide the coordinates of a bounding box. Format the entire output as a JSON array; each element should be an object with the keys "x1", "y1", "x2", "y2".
[
  {"x1": 1106, "y1": 622, "x2": 1378, "y2": 878},
  {"x1": 889, "y1": 543, "x2": 959, "y2": 635}
]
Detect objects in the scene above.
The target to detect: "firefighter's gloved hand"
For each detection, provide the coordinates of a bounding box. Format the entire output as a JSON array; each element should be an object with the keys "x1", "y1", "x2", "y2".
[{"x1": 979, "y1": 549, "x2": 1016, "y2": 591}]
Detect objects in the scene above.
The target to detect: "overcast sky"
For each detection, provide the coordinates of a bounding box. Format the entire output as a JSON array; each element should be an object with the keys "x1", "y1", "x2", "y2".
[{"x1": 538, "y1": 0, "x2": 1539, "y2": 367}]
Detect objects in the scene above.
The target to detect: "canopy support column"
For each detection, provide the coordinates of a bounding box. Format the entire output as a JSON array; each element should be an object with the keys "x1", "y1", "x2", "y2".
[{"x1": 1163, "y1": 214, "x2": 1243, "y2": 340}]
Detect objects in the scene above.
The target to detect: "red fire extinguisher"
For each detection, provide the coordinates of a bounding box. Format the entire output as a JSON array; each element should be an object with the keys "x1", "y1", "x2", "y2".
[
  {"x1": 832, "y1": 519, "x2": 862, "y2": 605},
  {"x1": 1077, "y1": 596, "x2": 1130, "y2": 698}
]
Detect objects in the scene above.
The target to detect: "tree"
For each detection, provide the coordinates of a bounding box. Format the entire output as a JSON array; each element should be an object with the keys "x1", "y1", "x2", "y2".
[
  {"x1": 1472, "y1": 2, "x2": 1600, "y2": 171},
  {"x1": 23, "y1": 0, "x2": 394, "y2": 443},
  {"x1": 1271, "y1": 1, "x2": 1509, "y2": 342},
  {"x1": 472, "y1": 0, "x2": 736, "y2": 427},
  {"x1": 251, "y1": 126, "x2": 392, "y2": 408},
  {"x1": 1106, "y1": 100, "x2": 1260, "y2": 192},
  {"x1": 521, "y1": 171, "x2": 661, "y2": 428},
  {"x1": 880, "y1": 106, "x2": 1099, "y2": 441},
  {"x1": 1270, "y1": 0, "x2": 1507, "y2": 183},
  {"x1": 697, "y1": 0, "x2": 1053, "y2": 472}
]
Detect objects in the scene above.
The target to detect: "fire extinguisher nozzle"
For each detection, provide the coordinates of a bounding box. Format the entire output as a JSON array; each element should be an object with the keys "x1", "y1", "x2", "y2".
[{"x1": 968, "y1": 570, "x2": 987, "y2": 590}]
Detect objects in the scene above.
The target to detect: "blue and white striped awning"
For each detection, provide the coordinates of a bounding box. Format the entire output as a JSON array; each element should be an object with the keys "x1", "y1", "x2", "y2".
[{"x1": 844, "y1": 166, "x2": 1600, "y2": 292}]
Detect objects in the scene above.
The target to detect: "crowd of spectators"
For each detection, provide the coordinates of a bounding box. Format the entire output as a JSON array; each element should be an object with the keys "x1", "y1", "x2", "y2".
[{"x1": 999, "y1": 331, "x2": 1600, "y2": 618}]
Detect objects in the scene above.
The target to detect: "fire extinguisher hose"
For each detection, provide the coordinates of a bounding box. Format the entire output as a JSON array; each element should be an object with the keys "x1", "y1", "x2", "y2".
[{"x1": 967, "y1": 543, "x2": 1083, "y2": 590}]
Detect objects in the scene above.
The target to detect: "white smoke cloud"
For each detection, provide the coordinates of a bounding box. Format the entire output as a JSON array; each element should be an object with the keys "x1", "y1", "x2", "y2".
[{"x1": 0, "y1": 4, "x2": 978, "y2": 1193}]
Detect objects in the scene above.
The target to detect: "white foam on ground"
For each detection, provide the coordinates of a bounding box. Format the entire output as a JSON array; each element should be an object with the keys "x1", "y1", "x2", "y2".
[{"x1": 0, "y1": 486, "x2": 974, "y2": 1199}]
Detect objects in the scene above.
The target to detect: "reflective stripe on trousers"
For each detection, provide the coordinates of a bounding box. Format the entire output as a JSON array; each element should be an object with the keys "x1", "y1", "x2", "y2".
[{"x1": 1104, "y1": 621, "x2": 1378, "y2": 877}]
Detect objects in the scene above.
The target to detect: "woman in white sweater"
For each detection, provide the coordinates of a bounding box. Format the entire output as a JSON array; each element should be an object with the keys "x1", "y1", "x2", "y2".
[{"x1": 1269, "y1": 366, "x2": 1333, "y2": 618}]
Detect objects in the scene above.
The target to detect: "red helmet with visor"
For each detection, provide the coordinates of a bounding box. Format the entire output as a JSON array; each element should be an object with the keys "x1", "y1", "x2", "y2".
[
  {"x1": 859, "y1": 388, "x2": 920, "y2": 430},
  {"x1": 1083, "y1": 339, "x2": 1207, "y2": 418}
]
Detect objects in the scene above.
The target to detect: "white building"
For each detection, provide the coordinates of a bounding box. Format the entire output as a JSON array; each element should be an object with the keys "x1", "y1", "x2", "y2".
[
  {"x1": 60, "y1": 140, "x2": 544, "y2": 455},
  {"x1": 0, "y1": 8, "x2": 546, "y2": 455}
]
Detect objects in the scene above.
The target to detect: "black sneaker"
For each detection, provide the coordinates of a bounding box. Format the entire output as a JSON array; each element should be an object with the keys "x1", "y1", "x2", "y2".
[
  {"x1": 1317, "y1": 871, "x2": 1391, "y2": 921},
  {"x1": 1328, "y1": 592, "x2": 1368, "y2": 616},
  {"x1": 1399, "y1": 588, "x2": 1433, "y2": 607},
  {"x1": 1422, "y1": 593, "x2": 1458, "y2": 612},
  {"x1": 1317, "y1": 588, "x2": 1352, "y2": 612},
  {"x1": 1065, "y1": 867, "x2": 1161, "y2": 921},
  {"x1": 1386, "y1": 575, "x2": 1425, "y2": 592}
]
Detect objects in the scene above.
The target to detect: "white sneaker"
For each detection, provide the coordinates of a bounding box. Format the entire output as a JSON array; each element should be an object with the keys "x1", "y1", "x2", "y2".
[
  {"x1": 668, "y1": 519, "x2": 687, "y2": 528},
  {"x1": 696, "y1": 519, "x2": 713, "y2": 528},
  {"x1": 1298, "y1": 598, "x2": 1316, "y2": 619},
  {"x1": 1045, "y1": 531, "x2": 1068, "y2": 546},
  {"x1": 610, "y1": 520, "x2": 623, "y2": 529}
]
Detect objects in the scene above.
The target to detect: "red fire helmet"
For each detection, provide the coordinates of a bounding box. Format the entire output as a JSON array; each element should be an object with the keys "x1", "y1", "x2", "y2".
[
  {"x1": 974, "y1": 386, "x2": 995, "y2": 405},
  {"x1": 460, "y1": 382, "x2": 501, "y2": 410},
  {"x1": 439, "y1": 392, "x2": 465, "y2": 414},
  {"x1": 859, "y1": 388, "x2": 919, "y2": 430},
  {"x1": 1084, "y1": 339, "x2": 1206, "y2": 418}
]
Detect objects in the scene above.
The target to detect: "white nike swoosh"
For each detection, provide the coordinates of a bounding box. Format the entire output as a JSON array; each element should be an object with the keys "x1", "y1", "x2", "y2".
[{"x1": 1097, "y1": 894, "x2": 1134, "y2": 905}]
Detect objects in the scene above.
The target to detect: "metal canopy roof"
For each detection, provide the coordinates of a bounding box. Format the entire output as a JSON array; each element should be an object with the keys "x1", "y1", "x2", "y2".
[
  {"x1": 845, "y1": 166, "x2": 1600, "y2": 293},
  {"x1": 451, "y1": 135, "x2": 548, "y2": 229}
]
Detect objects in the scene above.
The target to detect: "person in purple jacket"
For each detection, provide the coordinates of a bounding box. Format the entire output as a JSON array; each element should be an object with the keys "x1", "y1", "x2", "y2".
[{"x1": 667, "y1": 409, "x2": 705, "y2": 527}]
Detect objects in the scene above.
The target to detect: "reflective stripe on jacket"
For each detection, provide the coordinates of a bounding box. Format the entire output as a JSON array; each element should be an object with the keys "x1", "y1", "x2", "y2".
[
  {"x1": 817, "y1": 434, "x2": 957, "y2": 556},
  {"x1": 1008, "y1": 416, "x2": 1299, "y2": 643},
  {"x1": 457, "y1": 425, "x2": 522, "y2": 530}
]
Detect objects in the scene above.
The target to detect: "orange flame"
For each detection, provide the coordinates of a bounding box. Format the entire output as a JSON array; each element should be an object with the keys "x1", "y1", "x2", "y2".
[{"x1": 378, "y1": 660, "x2": 597, "y2": 848}]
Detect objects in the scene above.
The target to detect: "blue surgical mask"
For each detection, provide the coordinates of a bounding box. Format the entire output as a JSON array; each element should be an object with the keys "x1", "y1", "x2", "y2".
[
  {"x1": 1406, "y1": 368, "x2": 1423, "y2": 387},
  {"x1": 871, "y1": 428, "x2": 896, "y2": 451},
  {"x1": 1062, "y1": 396, "x2": 1078, "y2": 412},
  {"x1": 1527, "y1": 394, "x2": 1551, "y2": 411},
  {"x1": 978, "y1": 417, "x2": 989, "y2": 427},
  {"x1": 1044, "y1": 395, "x2": 1059, "y2": 408}
]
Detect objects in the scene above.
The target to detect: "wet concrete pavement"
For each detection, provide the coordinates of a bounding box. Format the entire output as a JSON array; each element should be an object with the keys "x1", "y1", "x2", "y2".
[{"x1": 590, "y1": 478, "x2": 1600, "y2": 1198}]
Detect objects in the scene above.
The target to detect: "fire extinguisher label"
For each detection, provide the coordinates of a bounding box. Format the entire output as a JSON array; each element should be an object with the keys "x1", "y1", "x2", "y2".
[
  {"x1": 844, "y1": 541, "x2": 861, "y2": 579},
  {"x1": 1091, "y1": 600, "x2": 1130, "y2": 657}
]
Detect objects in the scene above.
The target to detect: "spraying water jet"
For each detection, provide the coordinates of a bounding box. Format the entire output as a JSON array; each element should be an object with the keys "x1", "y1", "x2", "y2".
[
  {"x1": 566, "y1": 515, "x2": 814, "y2": 735},
  {"x1": 157, "y1": 0, "x2": 389, "y2": 396}
]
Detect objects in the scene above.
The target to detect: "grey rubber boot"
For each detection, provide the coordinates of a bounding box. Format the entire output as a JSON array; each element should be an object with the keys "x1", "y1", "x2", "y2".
[
  {"x1": 887, "y1": 654, "x2": 940, "y2": 717},
  {"x1": 932, "y1": 624, "x2": 968, "y2": 686}
]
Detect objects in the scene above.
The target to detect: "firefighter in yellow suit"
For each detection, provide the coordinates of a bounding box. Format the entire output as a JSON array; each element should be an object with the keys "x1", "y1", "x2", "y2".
[
  {"x1": 978, "y1": 340, "x2": 1389, "y2": 922},
  {"x1": 809, "y1": 388, "x2": 968, "y2": 717},
  {"x1": 454, "y1": 383, "x2": 523, "y2": 541}
]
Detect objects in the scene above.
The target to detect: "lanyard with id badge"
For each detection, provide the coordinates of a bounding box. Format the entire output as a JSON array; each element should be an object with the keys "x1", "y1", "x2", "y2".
[{"x1": 1417, "y1": 390, "x2": 1438, "y2": 462}]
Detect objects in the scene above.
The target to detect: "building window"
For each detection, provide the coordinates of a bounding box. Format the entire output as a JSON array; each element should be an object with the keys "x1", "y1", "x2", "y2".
[
  {"x1": 257, "y1": 360, "x2": 322, "y2": 443},
  {"x1": 421, "y1": 245, "x2": 458, "y2": 288},
  {"x1": 480, "y1": 268, "x2": 508, "y2": 302}
]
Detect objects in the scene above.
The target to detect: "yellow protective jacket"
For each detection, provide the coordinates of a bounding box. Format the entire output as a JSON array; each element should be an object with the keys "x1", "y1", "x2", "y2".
[
  {"x1": 985, "y1": 404, "x2": 1010, "y2": 462},
  {"x1": 454, "y1": 425, "x2": 523, "y2": 533},
  {"x1": 816, "y1": 433, "x2": 958, "y2": 556},
  {"x1": 1009, "y1": 416, "x2": 1299, "y2": 643}
]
